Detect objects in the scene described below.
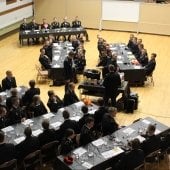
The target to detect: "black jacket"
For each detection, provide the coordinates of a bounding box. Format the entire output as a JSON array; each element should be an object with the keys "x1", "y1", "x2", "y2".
[
  {"x1": 60, "y1": 138, "x2": 75, "y2": 155},
  {"x1": 2, "y1": 77, "x2": 17, "y2": 91},
  {"x1": 63, "y1": 90, "x2": 79, "y2": 106}
]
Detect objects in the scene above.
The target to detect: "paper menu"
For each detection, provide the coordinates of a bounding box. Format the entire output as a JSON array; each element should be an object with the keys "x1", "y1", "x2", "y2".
[
  {"x1": 73, "y1": 147, "x2": 87, "y2": 157},
  {"x1": 22, "y1": 119, "x2": 34, "y2": 126},
  {"x1": 74, "y1": 101, "x2": 84, "y2": 108},
  {"x1": 14, "y1": 136, "x2": 25, "y2": 144},
  {"x1": 155, "y1": 129, "x2": 161, "y2": 135},
  {"x1": 2, "y1": 126, "x2": 14, "y2": 133},
  {"x1": 82, "y1": 162, "x2": 93, "y2": 169},
  {"x1": 142, "y1": 119, "x2": 151, "y2": 125},
  {"x1": 92, "y1": 139, "x2": 105, "y2": 147},
  {"x1": 32, "y1": 129, "x2": 43, "y2": 136},
  {"x1": 123, "y1": 127, "x2": 135, "y2": 135},
  {"x1": 133, "y1": 65, "x2": 141, "y2": 69},
  {"x1": 42, "y1": 113, "x2": 55, "y2": 119},
  {"x1": 51, "y1": 122, "x2": 62, "y2": 129},
  {"x1": 70, "y1": 116, "x2": 81, "y2": 121},
  {"x1": 101, "y1": 147, "x2": 124, "y2": 159}
]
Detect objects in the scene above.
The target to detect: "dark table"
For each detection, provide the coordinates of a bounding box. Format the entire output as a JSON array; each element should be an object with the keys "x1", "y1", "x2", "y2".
[
  {"x1": 55, "y1": 117, "x2": 170, "y2": 170},
  {"x1": 19, "y1": 28, "x2": 89, "y2": 46},
  {"x1": 1, "y1": 101, "x2": 98, "y2": 146},
  {"x1": 110, "y1": 43, "x2": 145, "y2": 86},
  {"x1": 78, "y1": 80, "x2": 128, "y2": 99}
]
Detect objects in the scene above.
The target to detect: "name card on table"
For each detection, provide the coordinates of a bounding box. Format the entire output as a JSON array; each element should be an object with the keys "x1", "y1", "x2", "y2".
[
  {"x1": 74, "y1": 101, "x2": 84, "y2": 108},
  {"x1": 101, "y1": 147, "x2": 124, "y2": 159},
  {"x1": 123, "y1": 127, "x2": 135, "y2": 135},
  {"x1": 51, "y1": 122, "x2": 62, "y2": 129},
  {"x1": 52, "y1": 64, "x2": 60, "y2": 68},
  {"x1": 155, "y1": 129, "x2": 161, "y2": 135},
  {"x1": 142, "y1": 119, "x2": 151, "y2": 125},
  {"x1": 133, "y1": 65, "x2": 141, "y2": 69},
  {"x1": 14, "y1": 136, "x2": 25, "y2": 144},
  {"x1": 22, "y1": 119, "x2": 34, "y2": 126},
  {"x1": 88, "y1": 109, "x2": 97, "y2": 115},
  {"x1": 2, "y1": 126, "x2": 14, "y2": 133},
  {"x1": 92, "y1": 138, "x2": 105, "y2": 147},
  {"x1": 70, "y1": 116, "x2": 81, "y2": 121},
  {"x1": 82, "y1": 162, "x2": 93, "y2": 169},
  {"x1": 42, "y1": 113, "x2": 55, "y2": 119},
  {"x1": 32, "y1": 129, "x2": 43, "y2": 136},
  {"x1": 73, "y1": 147, "x2": 87, "y2": 157}
]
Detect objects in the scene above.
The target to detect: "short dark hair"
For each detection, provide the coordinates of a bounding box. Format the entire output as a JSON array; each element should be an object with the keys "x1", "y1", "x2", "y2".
[
  {"x1": 42, "y1": 119, "x2": 49, "y2": 130},
  {"x1": 24, "y1": 127, "x2": 32, "y2": 138},
  {"x1": 29, "y1": 80, "x2": 36, "y2": 88},
  {"x1": 130, "y1": 138, "x2": 140, "y2": 150},
  {"x1": 63, "y1": 110, "x2": 70, "y2": 119},
  {"x1": 65, "y1": 128, "x2": 74, "y2": 138},
  {"x1": 48, "y1": 90, "x2": 54, "y2": 97},
  {"x1": 97, "y1": 98, "x2": 104, "y2": 106},
  {"x1": 109, "y1": 65, "x2": 116, "y2": 72},
  {"x1": 85, "y1": 116, "x2": 94, "y2": 124},
  {"x1": 81, "y1": 105, "x2": 88, "y2": 114},
  {"x1": 0, "y1": 131, "x2": 5, "y2": 143},
  {"x1": 151, "y1": 53, "x2": 157, "y2": 58},
  {"x1": 148, "y1": 124, "x2": 156, "y2": 133},
  {"x1": 68, "y1": 51, "x2": 75, "y2": 58},
  {"x1": 11, "y1": 88, "x2": 18, "y2": 96}
]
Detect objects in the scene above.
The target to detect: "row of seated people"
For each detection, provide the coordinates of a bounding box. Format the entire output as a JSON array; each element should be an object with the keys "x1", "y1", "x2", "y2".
[
  {"x1": 0, "y1": 80, "x2": 81, "y2": 128},
  {"x1": 97, "y1": 34, "x2": 156, "y2": 77},
  {"x1": 20, "y1": 16, "x2": 82, "y2": 32},
  {"x1": 0, "y1": 107, "x2": 169, "y2": 169}
]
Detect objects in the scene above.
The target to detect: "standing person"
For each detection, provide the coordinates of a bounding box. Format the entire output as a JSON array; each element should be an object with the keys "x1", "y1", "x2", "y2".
[
  {"x1": 1, "y1": 70, "x2": 17, "y2": 91},
  {"x1": 103, "y1": 65, "x2": 121, "y2": 106},
  {"x1": 72, "y1": 16, "x2": 82, "y2": 28}
]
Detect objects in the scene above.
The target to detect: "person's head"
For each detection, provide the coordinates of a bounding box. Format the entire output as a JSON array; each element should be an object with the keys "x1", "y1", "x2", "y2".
[
  {"x1": 97, "y1": 98, "x2": 104, "y2": 106},
  {"x1": 132, "y1": 37, "x2": 137, "y2": 44},
  {"x1": 48, "y1": 90, "x2": 55, "y2": 98},
  {"x1": 68, "y1": 82, "x2": 75, "y2": 91},
  {"x1": 11, "y1": 97, "x2": 20, "y2": 107},
  {"x1": 138, "y1": 43, "x2": 144, "y2": 50},
  {"x1": 129, "y1": 34, "x2": 134, "y2": 40},
  {"x1": 81, "y1": 105, "x2": 88, "y2": 115},
  {"x1": 10, "y1": 88, "x2": 18, "y2": 96},
  {"x1": 137, "y1": 38, "x2": 142, "y2": 45},
  {"x1": 0, "y1": 106, "x2": 7, "y2": 117},
  {"x1": 108, "y1": 107, "x2": 117, "y2": 118},
  {"x1": 0, "y1": 131, "x2": 5, "y2": 143},
  {"x1": 32, "y1": 18, "x2": 36, "y2": 23},
  {"x1": 75, "y1": 16, "x2": 78, "y2": 21},
  {"x1": 141, "y1": 49, "x2": 147, "y2": 56},
  {"x1": 151, "y1": 53, "x2": 157, "y2": 60},
  {"x1": 23, "y1": 18, "x2": 27, "y2": 23},
  {"x1": 147, "y1": 124, "x2": 156, "y2": 136},
  {"x1": 68, "y1": 51, "x2": 74, "y2": 59},
  {"x1": 24, "y1": 127, "x2": 32, "y2": 138},
  {"x1": 129, "y1": 138, "x2": 140, "y2": 150},
  {"x1": 53, "y1": 17, "x2": 57, "y2": 22},
  {"x1": 65, "y1": 128, "x2": 75, "y2": 139},
  {"x1": 85, "y1": 117, "x2": 94, "y2": 129},
  {"x1": 64, "y1": 16, "x2": 67, "y2": 22},
  {"x1": 29, "y1": 80, "x2": 36, "y2": 88},
  {"x1": 42, "y1": 18, "x2": 47, "y2": 24},
  {"x1": 42, "y1": 119, "x2": 50, "y2": 130},
  {"x1": 40, "y1": 48, "x2": 45, "y2": 55},
  {"x1": 109, "y1": 65, "x2": 116, "y2": 73},
  {"x1": 63, "y1": 110, "x2": 70, "y2": 120},
  {"x1": 32, "y1": 95, "x2": 41, "y2": 104},
  {"x1": 6, "y1": 70, "x2": 13, "y2": 78}
]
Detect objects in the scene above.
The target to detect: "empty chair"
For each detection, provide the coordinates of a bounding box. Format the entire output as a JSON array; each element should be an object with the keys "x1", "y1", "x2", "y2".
[
  {"x1": 35, "y1": 64, "x2": 49, "y2": 83},
  {"x1": 0, "y1": 159, "x2": 17, "y2": 170}
]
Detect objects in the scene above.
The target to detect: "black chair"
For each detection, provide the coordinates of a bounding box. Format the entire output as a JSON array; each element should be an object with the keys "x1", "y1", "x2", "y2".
[
  {"x1": 41, "y1": 140, "x2": 59, "y2": 165},
  {"x1": 23, "y1": 150, "x2": 42, "y2": 170},
  {"x1": 0, "y1": 159, "x2": 17, "y2": 170},
  {"x1": 146, "y1": 72, "x2": 154, "y2": 86}
]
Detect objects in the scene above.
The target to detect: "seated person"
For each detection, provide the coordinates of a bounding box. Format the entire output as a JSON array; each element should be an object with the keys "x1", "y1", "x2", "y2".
[
  {"x1": 0, "y1": 106, "x2": 8, "y2": 129},
  {"x1": 39, "y1": 48, "x2": 51, "y2": 69},
  {"x1": 72, "y1": 16, "x2": 82, "y2": 28},
  {"x1": 61, "y1": 17, "x2": 71, "y2": 28},
  {"x1": 43, "y1": 40, "x2": 53, "y2": 61},
  {"x1": 127, "y1": 34, "x2": 135, "y2": 50},
  {"x1": 59, "y1": 110, "x2": 79, "y2": 140},
  {"x1": 71, "y1": 35, "x2": 80, "y2": 51},
  {"x1": 115, "y1": 138, "x2": 144, "y2": 170},
  {"x1": 22, "y1": 80, "x2": 40, "y2": 106},
  {"x1": 8, "y1": 97, "x2": 26, "y2": 125},
  {"x1": 101, "y1": 107, "x2": 119, "y2": 136},
  {"x1": 51, "y1": 17, "x2": 60, "y2": 29},
  {"x1": 142, "y1": 124, "x2": 161, "y2": 156},
  {"x1": 16, "y1": 127, "x2": 40, "y2": 160},
  {"x1": 38, "y1": 119, "x2": 56, "y2": 146},
  {"x1": 138, "y1": 49, "x2": 148, "y2": 67},
  {"x1": 41, "y1": 18, "x2": 50, "y2": 29},
  {"x1": 0, "y1": 131, "x2": 16, "y2": 165},
  {"x1": 20, "y1": 18, "x2": 29, "y2": 31},
  {"x1": 161, "y1": 132, "x2": 170, "y2": 151},
  {"x1": 60, "y1": 128, "x2": 76, "y2": 155},
  {"x1": 1, "y1": 70, "x2": 17, "y2": 91},
  {"x1": 63, "y1": 82, "x2": 79, "y2": 106},
  {"x1": 80, "y1": 117, "x2": 95, "y2": 146},
  {"x1": 144, "y1": 53, "x2": 157, "y2": 76},
  {"x1": 28, "y1": 95, "x2": 47, "y2": 117},
  {"x1": 47, "y1": 90, "x2": 63, "y2": 113}
]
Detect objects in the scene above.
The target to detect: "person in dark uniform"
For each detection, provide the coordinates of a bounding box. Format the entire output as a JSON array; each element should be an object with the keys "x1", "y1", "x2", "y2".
[
  {"x1": 127, "y1": 34, "x2": 134, "y2": 50},
  {"x1": 47, "y1": 90, "x2": 63, "y2": 113},
  {"x1": 43, "y1": 40, "x2": 53, "y2": 61},
  {"x1": 80, "y1": 117, "x2": 95, "y2": 146},
  {"x1": 38, "y1": 119, "x2": 56, "y2": 146},
  {"x1": 1, "y1": 70, "x2": 17, "y2": 91},
  {"x1": 16, "y1": 127, "x2": 40, "y2": 160},
  {"x1": 20, "y1": 18, "x2": 30, "y2": 44},
  {"x1": 41, "y1": 18, "x2": 50, "y2": 29},
  {"x1": 72, "y1": 16, "x2": 82, "y2": 28},
  {"x1": 0, "y1": 131, "x2": 16, "y2": 164},
  {"x1": 51, "y1": 17, "x2": 60, "y2": 29},
  {"x1": 0, "y1": 106, "x2": 8, "y2": 129},
  {"x1": 138, "y1": 49, "x2": 148, "y2": 67},
  {"x1": 63, "y1": 82, "x2": 79, "y2": 106},
  {"x1": 61, "y1": 17, "x2": 71, "y2": 28},
  {"x1": 144, "y1": 53, "x2": 157, "y2": 76},
  {"x1": 101, "y1": 107, "x2": 119, "y2": 136},
  {"x1": 60, "y1": 128, "x2": 76, "y2": 155},
  {"x1": 103, "y1": 65, "x2": 121, "y2": 106},
  {"x1": 39, "y1": 48, "x2": 51, "y2": 69}
]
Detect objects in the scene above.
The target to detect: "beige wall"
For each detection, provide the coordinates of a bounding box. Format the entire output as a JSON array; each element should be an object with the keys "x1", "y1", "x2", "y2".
[{"x1": 34, "y1": 0, "x2": 170, "y2": 35}]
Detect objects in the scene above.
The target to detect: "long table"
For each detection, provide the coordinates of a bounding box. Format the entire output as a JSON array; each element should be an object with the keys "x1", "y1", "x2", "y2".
[
  {"x1": 19, "y1": 27, "x2": 89, "y2": 46},
  {"x1": 1, "y1": 101, "x2": 98, "y2": 145},
  {"x1": 54, "y1": 117, "x2": 170, "y2": 170},
  {"x1": 110, "y1": 43, "x2": 145, "y2": 86},
  {"x1": 78, "y1": 80, "x2": 128, "y2": 99}
]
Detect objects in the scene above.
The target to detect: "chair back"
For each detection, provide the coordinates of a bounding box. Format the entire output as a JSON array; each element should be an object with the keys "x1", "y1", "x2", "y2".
[
  {"x1": 0, "y1": 159, "x2": 17, "y2": 170},
  {"x1": 23, "y1": 150, "x2": 41, "y2": 170}
]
